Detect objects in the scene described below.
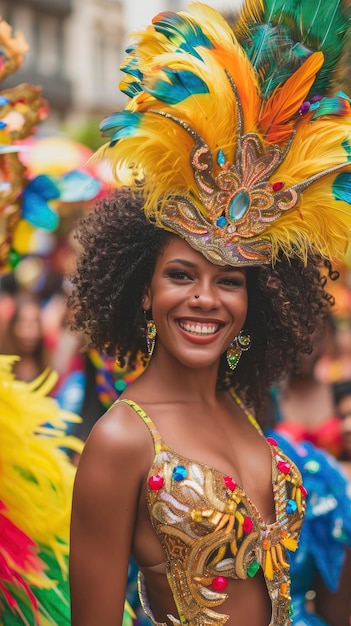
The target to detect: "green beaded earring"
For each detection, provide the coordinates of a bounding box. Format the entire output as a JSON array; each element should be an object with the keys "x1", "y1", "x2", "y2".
[
  {"x1": 145, "y1": 317, "x2": 157, "y2": 357},
  {"x1": 226, "y1": 330, "x2": 251, "y2": 371}
]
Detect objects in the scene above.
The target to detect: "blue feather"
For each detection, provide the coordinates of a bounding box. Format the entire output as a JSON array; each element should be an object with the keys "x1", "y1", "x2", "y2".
[
  {"x1": 26, "y1": 175, "x2": 60, "y2": 201},
  {"x1": 22, "y1": 190, "x2": 59, "y2": 231},
  {"x1": 145, "y1": 68, "x2": 209, "y2": 104},
  {"x1": 332, "y1": 172, "x2": 351, "y2": 203}
]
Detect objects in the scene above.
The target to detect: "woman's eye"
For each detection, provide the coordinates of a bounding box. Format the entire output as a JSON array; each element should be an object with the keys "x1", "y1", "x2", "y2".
[
  {"x1": 168, "y1": 271, "x2": 192, "y2": 280},
  {"x1": 220, "y1": 277, "x2": 244, "y2": 286}
]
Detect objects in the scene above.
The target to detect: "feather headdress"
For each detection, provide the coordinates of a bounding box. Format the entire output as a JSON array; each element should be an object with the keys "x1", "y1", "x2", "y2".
[{"x1": 100, "y1": 0, "x2": 351, "y2": 266}]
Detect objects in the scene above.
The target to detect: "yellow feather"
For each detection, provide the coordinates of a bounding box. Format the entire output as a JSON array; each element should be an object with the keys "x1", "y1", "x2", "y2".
[{"x1": 0, "y1": 355, "x2": 83, "y2": 570}]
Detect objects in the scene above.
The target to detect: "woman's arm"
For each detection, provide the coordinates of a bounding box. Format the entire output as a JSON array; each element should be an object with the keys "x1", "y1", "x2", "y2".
[
  {"x1": 69, "y1": 405, "x2": 146, "y2": 626},
  {"x1": 314, "y1": 547, "x2": 351, "y2": 626}
]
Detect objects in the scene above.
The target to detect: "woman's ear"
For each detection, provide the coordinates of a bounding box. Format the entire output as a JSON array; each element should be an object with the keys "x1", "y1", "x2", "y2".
[{"x1": 142, "y1": 285, "x2": 152, "y2": 311}]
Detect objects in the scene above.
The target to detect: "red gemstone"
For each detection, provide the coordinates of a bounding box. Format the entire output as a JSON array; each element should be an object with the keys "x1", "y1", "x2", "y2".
[
  {"x1": 148, "y1": 474, "x2": 164, "y2": 490},
  {"x1": 272, "y1": 182, "x2": 284, "y2": 192},
  {"x1": 243, "y1": 516, "x2": 253, "y2": 533},
  {"x1": 277, "y1": 460, "x2": 291, "y2": 474},
  {"x1": 224, "y1": 476, "x2": 236, "y2": 491},
  {"x1": 299, "y1": 484, "x2": 308, "y2": 497},
  {"x1": 266, "y1": 437, "x2": 278, "y2": 447},
  {"x1": 212, "y1": 576, "x2": 228, "y2": 592}
]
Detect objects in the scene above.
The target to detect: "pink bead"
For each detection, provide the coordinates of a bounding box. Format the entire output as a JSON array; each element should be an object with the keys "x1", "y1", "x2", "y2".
[
  {"x1": 211, "y1": 576, "x2": 228, "y2": 592},
  {"x1": 224, "y1": 476, "x2": 236, "y2": 491},
  {"x1": 277, "y1": 460, "x2": 291, "y2": 474},
  {"x1": 243, "y1": 516, "x2": 253, "y2": 533},
  {"x1": 266, "y1": 437, "x2": 278, "y2": 447},
  {"x1": 148, "y1": 474, "x2": 164, "y2": 490},
  {"x1": 299, "y1": 484, "x2": 308, "y2": 497}
]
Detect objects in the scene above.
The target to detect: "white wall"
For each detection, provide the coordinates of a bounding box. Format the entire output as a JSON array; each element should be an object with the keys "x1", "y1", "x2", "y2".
[{"x1": 124, "y1": 0, "x2": 243, "y2": 34}]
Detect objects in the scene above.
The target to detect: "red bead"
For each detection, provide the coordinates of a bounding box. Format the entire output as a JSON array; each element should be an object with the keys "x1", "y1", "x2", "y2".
[
  {"x1": 243, "y1": 516, "x2": 253, "y2": 533},
  {"x1": 299, "y1": 484, "x2": 308, "y2": 497},
  {"x1": 277, "y1": 460, "x2": 291, "y2": 474},
  {"x1": 266, "y1": 437, "x2": 278, "y2": 447},
  {"x1": 211, "y1": 576, "x2": 228, "y2": 592},
  {"x1": 272, "y1": 182, "x2": 285, "y2": 192},
  {"x1": 224, "y1": 476, "x2": 236, "y2": 491},
  {"x1": 148, "y1": 474, "x2": 164, "y2": 490}
]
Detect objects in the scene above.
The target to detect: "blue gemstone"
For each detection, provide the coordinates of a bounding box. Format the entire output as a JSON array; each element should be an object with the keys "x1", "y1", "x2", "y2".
[
  {"x1": 0, "y1": 120, "x2": 7, "y2": 129},
  {"x1": 172, "y1": 465, "x2": 187, "y2": 481},
  {"x1": 286, "y1": 499, "x2": 297, "y2": 514},
  {"x1": 0, "y1": 97, "x2": 9, "y2": 106},
  {"x1": 217, "y1": 149, "x2": 225, "y2": 166},
  {"x1": 229, "y1": 190, "x2": 249, "y2": 221},
  {"x1": 216, "y1": 216, "x2": 227, "y2": 227}
]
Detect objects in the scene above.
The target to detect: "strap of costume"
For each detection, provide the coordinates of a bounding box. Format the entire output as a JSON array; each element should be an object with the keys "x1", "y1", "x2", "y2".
[{"x1": 116, "y1": 398, "x2": 163, "y2": 455}]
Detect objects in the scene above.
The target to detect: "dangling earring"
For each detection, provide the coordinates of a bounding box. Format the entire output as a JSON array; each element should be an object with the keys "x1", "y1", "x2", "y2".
[
  {"x1": 145, "y1": 313, "x2": 157, "y2": 357},
  {"x1": 226, "y1": 330, "x2": 251, "y2": 371}
]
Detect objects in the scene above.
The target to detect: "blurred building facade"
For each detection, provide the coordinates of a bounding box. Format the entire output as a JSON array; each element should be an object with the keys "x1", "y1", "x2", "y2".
[{"x1": 0, "y1": 0, "x2": 189, "y2": 133}]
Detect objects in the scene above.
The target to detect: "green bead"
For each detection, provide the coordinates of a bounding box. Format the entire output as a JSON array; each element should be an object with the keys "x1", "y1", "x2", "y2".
[
  {"x1": 289, "y1": 601, "x2": 294, "y2": 616},
  {"x1": 247, "y1": 561, "x2": 260, "y2": 577},
  {"x1": 115, "y1": 379, "x2": 127, "y2": 392}
]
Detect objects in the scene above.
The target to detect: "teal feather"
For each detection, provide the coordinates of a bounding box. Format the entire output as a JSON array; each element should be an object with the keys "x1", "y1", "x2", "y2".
[
  {"x1": 332, "y1": 171, "x2": 351, "y2": 203},
  {"x1": 238, "y1": 0, "x2": 351, "y2": 98},
  {"x1": 152, "y1": 11, "x2": 213, "y2": 60},
  {"x1": 311, "y1": 94, "x2": 350, "y2": 119},
  {"x1": 144, "y1": 68, "x2": 209, "y2": 105},
  {"x1": 120, "y1": 80, "x2": 142, "y2": 99},
  {"x1": 100, "y1": 111, "x2": 142, "y2": 144},
  {"x1": 342, "y1": 138, "x2": 351, "y2": 161},
  {"x1": 121, "y1": 58, "x2": 143, "y2": 81}
]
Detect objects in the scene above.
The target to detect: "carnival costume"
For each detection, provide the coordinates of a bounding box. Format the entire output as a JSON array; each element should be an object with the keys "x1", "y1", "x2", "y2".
[
  {"x1": 268, "y1": 431, "x2": 351, "y2": 626},
  {"x1": 115, "y1": 398, "x2": 305, "y2": 626},
  {"x1": 98, "y1": 0, "x2": 351, "y2": 624}
]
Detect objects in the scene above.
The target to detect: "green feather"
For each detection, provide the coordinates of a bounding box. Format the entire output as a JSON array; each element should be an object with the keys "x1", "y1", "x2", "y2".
[{"x1": 238, "y1": 0, "x2": 351, "y2": 97}]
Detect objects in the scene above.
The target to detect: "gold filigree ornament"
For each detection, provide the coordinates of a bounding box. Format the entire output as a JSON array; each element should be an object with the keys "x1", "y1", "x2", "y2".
[
  {"x1": 0, "y1": 19, "x2": 48, "y2": 269},
  {"x1": 148, "y1": 78, "x2": 350, "y2": 266}
]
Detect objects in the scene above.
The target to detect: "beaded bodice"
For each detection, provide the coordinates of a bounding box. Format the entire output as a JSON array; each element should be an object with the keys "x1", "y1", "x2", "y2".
[{"x1": 119, "y1": 397, "x2": 306, "y2": 626}]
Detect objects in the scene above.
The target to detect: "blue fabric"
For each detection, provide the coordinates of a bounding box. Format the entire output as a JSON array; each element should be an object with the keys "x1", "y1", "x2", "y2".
[{"x1": 267, "y1": 431, "x2": 351, "y2": 625}]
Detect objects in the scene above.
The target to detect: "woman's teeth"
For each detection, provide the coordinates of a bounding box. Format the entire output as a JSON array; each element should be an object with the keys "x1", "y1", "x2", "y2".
[{"x1": 179, "y1": 321, "x2": 219, "y2": 335}]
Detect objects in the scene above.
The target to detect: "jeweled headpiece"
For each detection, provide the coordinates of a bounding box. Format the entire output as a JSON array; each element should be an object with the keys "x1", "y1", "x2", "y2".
[{"x1": 100, "y1": 1, "x2": 351, "y2": 266}]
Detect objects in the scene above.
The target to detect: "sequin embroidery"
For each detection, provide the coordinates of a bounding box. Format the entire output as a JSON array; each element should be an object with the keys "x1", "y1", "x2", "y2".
[{"x1": 117, "y1": 396, "x2": 306, "y2": 626}]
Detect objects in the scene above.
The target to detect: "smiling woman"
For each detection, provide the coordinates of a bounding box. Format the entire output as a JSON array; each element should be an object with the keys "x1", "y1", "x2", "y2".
[{"x1": 68, "y1": 2, "x2": 351, "y2": 626}]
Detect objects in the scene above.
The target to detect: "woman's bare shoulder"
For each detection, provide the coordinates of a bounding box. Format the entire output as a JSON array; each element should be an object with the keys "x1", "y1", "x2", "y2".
[{"x1": 78, "y1": 399, "x2": 153, "y2": 480}]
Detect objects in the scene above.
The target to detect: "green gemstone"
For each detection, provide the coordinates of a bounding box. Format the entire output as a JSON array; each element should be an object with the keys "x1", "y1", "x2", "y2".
[
  {"x1": 289, "y1": 602, "x2": 294, "y2": 616},
  {"x1": 227, "y1": 353, "x2": 239, "y2": 367},
  {"x1": 247, "y1": 561, "x2": 260, "y2": 577}
]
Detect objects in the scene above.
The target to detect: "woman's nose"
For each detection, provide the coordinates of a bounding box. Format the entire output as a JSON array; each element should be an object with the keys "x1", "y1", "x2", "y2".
[{"x1": 189, "y1": 284, "x2": 220, "y2": 309}]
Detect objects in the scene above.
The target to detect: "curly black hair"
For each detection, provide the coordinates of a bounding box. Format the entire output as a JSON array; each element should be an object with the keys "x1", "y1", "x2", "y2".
[{"x1": 68, "y1": 187, "x2": 337, "y2": 418}]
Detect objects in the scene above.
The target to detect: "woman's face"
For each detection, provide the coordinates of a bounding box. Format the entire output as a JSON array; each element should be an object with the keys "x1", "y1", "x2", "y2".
[
  {"x1": 12, "y1": 301, "x2": 43, "y2": 355},
  {"x1": 143, "y1": 237, "x2": 248, "y2": 369},
  {"x1": 337, "y1": 395, "x2": 351, "y2": 459}
]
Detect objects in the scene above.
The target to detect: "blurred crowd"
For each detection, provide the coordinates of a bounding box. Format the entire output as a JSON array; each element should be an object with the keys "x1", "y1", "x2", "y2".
[{"x1": 2, "y1": 238, "x2": 351, "y2": 480}]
